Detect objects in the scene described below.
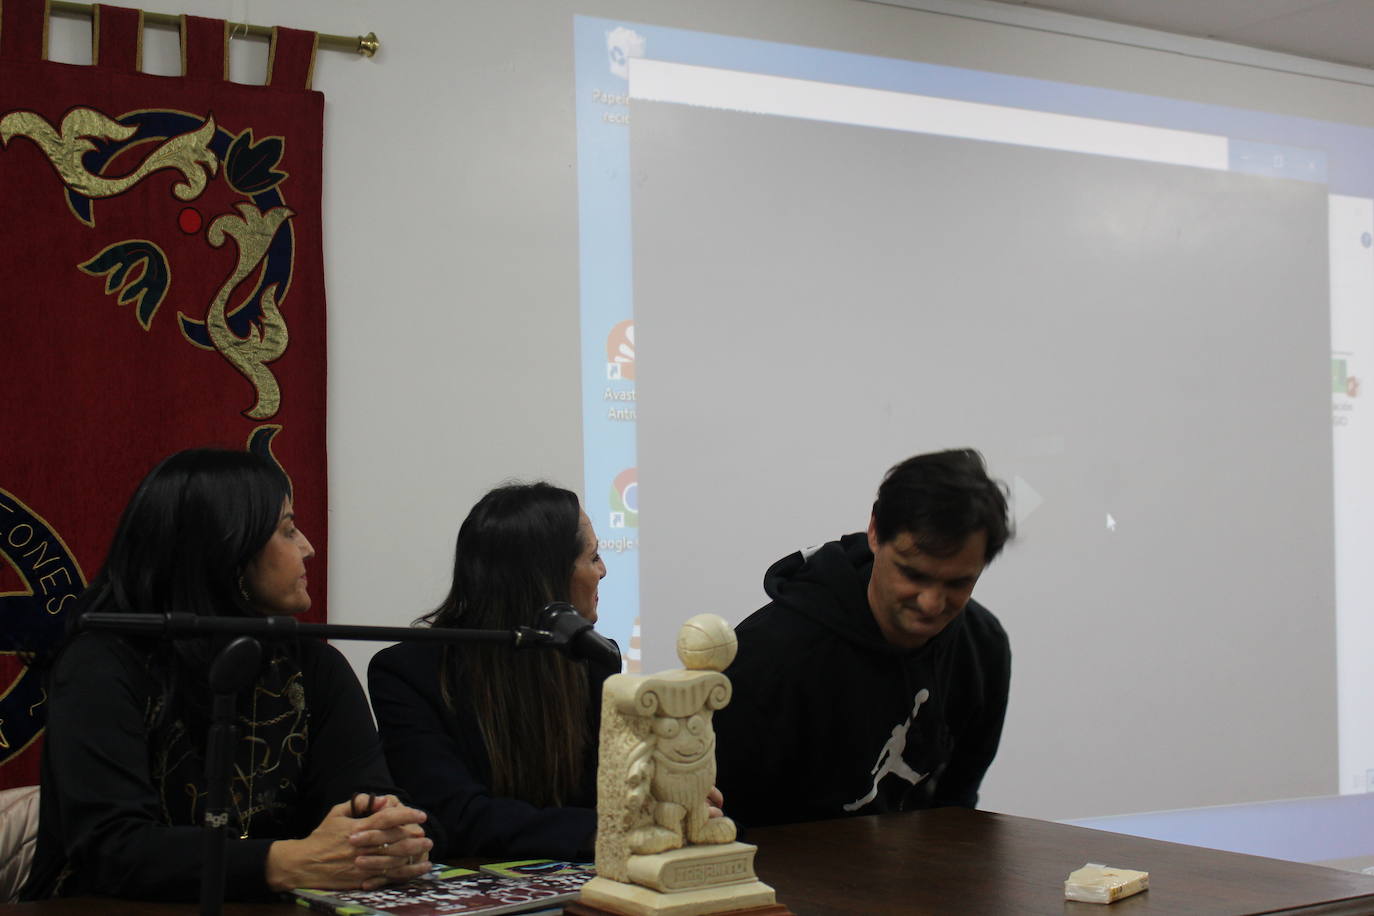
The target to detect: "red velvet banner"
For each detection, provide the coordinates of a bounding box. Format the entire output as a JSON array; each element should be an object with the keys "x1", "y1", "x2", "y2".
[{"x1": 0, "y1": 0, "x2": 329, "y2": 788}]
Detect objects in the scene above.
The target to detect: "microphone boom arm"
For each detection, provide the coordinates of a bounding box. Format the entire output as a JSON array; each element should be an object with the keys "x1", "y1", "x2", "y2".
[{"x1": 80, "y1": 612, "x2": 557, "y2": 650}]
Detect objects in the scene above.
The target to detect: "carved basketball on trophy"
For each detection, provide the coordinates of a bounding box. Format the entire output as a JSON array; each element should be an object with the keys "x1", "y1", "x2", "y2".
[{"x1": 675, "y1": 614, "x2": 738, "y2": 672}]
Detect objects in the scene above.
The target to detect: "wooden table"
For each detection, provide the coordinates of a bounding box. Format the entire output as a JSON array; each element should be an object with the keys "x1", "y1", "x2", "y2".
[
  {"x1": 6, "y1": 807, "x2": 1374, "y2": 915},
  {"x1": 745, "y1": 807, "x2": 1374, "y2": 914}
]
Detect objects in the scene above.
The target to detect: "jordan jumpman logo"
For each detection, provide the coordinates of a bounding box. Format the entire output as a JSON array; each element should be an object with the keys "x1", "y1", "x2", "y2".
[{"x1": 842, "y1": 689, "x2": 931, "y2": 812}]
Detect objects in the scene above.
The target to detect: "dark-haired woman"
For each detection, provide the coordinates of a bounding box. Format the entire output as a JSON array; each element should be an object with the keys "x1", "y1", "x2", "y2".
[
  {"x1": 21, "y1": 449, "x2": 432, "y2": 901},
  {"x1": 368, "y1": 483, "x2": 614, "y2": 861}
]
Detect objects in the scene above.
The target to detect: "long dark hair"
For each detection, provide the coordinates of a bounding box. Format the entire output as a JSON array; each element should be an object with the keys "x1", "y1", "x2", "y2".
[
  {"x1": 420, "y1": 482, "x2": 591, "y2": 807},
  {"x1": 70, "y1": 448, "x2": 291, "y2": 726}
]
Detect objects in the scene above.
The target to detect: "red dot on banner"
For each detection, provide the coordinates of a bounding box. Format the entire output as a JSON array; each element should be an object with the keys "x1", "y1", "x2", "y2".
[{"x1": 178, "y1": 208, "x2": 203, "y2": 234}]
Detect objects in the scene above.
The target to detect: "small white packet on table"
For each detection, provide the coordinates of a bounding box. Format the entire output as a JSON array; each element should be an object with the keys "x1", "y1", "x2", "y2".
[{"x1": 1064, "y1": 863, "x2": 1149, "y2": 904}]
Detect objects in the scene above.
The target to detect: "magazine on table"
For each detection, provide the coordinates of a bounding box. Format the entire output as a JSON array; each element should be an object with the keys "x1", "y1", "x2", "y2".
[
  {"x1": 290, "y1": 860, "x2": 595, "y2": 916},
  {"x1": 478, "y1": 860, "x2": 593, "y2": 880}
]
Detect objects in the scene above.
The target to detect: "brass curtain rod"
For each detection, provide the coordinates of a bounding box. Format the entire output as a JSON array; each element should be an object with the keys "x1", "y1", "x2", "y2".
[{"x1": 49, "y1": 0, "x2": 380, "y2": 56}]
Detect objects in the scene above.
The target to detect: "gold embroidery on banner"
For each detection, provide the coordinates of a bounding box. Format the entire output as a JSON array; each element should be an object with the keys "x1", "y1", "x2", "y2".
[
  {"x1": 0, "y1": 719, "x2": 9, "y2": 749},
  {"x1": 0, "y1": 109, "x2": 218, "y2": 214},
  {"x1": 196, "y1": 203, "x2": 294, "y2": 419},
  {"x1": 0, "y1": 105, "x2": 301, "y2": 425}
]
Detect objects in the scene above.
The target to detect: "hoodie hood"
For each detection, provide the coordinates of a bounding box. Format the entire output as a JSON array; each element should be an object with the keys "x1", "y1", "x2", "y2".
[{"x1": 761, "y1": 532, "x2": 964, "y2": 657}]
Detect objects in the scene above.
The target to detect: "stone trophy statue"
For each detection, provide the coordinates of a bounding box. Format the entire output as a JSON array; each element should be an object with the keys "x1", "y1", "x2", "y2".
[{"x1": 570, "y1": 615, "x2": 790, "y2": 916}]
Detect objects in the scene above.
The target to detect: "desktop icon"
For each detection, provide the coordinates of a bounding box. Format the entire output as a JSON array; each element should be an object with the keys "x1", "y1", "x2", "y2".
[
  {"x1": 606, "y1": 27, "x2": 645, "y2": 80},
  {"x1": 609, "y1": 467, "x2": 638, "y2": 529},
  {"x1": 606, "y1": 319, "x2": 635, "y2": 381}
]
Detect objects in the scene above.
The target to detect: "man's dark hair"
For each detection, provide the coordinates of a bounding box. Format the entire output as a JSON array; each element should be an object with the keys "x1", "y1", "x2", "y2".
[{"x1": 871, "y1": 448, "x2": 1011, "y2": 562}]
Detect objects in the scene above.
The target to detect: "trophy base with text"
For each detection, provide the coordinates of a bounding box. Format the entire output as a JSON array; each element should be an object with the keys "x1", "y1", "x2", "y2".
[{"x1": 570, "y1": 842, "x2": 791, "y2": 916}]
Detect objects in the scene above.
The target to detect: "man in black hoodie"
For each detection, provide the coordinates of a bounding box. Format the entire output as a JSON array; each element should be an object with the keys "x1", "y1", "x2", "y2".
[{"x1": 714, "y1": 449, "x2": 1011, "y2": 828}]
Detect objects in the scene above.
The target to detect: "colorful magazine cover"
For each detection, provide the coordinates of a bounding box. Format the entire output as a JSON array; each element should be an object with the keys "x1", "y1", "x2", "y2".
[
  {"x1": 291, "y1": 864, "x2": 591, "y2": 916},
  {"x1": 478, "y1": 860, "x2": 595, "y2": 880}
]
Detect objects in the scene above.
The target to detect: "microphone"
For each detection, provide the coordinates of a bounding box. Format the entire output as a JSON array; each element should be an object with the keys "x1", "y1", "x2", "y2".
[{"x1": 537, "y1": 602, "x2": 623, "y2": 670}]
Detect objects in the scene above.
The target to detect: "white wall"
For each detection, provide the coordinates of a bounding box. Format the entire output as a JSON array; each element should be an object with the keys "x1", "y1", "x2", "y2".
[{"x1": 47, "y1": 0, "x2": 1374, "y2": 819}]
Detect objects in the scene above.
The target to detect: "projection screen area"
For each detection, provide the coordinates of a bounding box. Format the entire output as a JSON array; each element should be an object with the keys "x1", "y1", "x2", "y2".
[
  {"x1": 573, "y1": 17, "x2": 1374, "y2": 820},
  {"x1": 632, "y1": 99, "x2": 1332, "y2": 820}
]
